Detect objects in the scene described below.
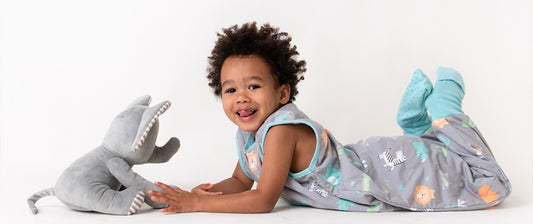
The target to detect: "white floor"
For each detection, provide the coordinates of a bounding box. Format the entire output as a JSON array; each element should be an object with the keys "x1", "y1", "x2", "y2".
[{"x1": 3, "y1": 184, "x2": 531, "y2": 224}]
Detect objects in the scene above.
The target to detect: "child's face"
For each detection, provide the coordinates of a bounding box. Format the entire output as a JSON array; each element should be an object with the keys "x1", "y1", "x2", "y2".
[{"x1": 220, "y1": 55, "x2": 290, "y2": 135}]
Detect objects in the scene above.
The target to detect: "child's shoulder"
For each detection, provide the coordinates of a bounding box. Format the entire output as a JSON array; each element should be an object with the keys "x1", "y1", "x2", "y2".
[
  {"x1": 265, "y1": 103, "x2": 320, "y2": 137},
  {"x1": 265, "y1": 123, "x2": 316, "y2": 148},
  {"x1": 264, "y1": 122, "x2": 316, "y2": 173}
]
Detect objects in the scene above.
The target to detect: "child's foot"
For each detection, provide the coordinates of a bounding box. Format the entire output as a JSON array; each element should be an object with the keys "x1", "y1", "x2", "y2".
[
  {"x1": 396, "y1": 69, "x2": 433, "y2": 135},
  {"x1": 425, "y1": 67, "x2": 465, "y2": 121}
]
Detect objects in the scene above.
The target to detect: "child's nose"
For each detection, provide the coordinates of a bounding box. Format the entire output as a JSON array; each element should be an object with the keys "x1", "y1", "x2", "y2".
[{"x1": 236, "y1": 92, "x2": 250, "y2": 103}]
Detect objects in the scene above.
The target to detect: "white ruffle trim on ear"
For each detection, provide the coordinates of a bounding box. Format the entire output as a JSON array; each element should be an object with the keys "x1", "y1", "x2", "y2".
[{"x1": 133, "y1": 102, "x2": 171, "y2": 151}]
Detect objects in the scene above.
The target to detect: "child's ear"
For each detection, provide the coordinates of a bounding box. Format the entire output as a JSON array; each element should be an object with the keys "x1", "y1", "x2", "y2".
[{"x1": 280, "y1": 84, "x2": 291, "y2": 104}]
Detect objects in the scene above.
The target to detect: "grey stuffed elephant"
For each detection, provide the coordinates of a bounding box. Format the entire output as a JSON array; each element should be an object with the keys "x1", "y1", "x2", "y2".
[{"x1": 28, "y1": 95, "x2": 180, "y2": 215}]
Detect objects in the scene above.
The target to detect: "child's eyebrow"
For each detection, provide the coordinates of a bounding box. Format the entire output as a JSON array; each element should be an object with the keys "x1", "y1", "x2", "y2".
[
  {"x1": 246, "y1": 76, "x2": 264, "y2": 82},
  {"x1": 221, "y1": 80, "x2": 234, "y2": 88},
  {"x1": 221, "y1": 76, "x2": 264, "y2": 87}
]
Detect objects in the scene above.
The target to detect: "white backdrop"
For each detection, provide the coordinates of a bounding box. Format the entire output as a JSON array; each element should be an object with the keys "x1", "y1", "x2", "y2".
[{"x1": 1, "y1": 0, "x2": 532, "y2": 223}]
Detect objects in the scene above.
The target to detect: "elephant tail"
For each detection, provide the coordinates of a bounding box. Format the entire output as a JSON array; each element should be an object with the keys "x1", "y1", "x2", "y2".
[{"x1": 28, "y1": 188, "x2": 55, "y2": 214}]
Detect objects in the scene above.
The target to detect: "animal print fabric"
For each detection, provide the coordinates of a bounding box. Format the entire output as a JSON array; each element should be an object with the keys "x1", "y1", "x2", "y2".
[{"x1": 235, "y1": 103, "x2": 511, "y2": 212}]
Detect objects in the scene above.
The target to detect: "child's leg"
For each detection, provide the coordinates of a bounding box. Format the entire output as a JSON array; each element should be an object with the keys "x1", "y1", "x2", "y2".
[
  {"x1": 430, "y1": 114, "x2": 511, "y2": 209},
  {"x1": 425, "y1": 67, "x2": 465, "y2": 121},
  {"x1": 422, "y1": 68, "x2": 510, "y2": 208},
  {"x1": 396, "y1": 69, "x2": 433, "y2": 135},
  {"x1": 347, "y1": 118, "x2": 510, "y2": 211}
]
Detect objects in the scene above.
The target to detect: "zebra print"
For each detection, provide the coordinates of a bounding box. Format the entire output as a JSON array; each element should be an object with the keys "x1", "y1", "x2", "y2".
[{"x1": 378, "y1": 150, "x2": 407, "y2": 171}]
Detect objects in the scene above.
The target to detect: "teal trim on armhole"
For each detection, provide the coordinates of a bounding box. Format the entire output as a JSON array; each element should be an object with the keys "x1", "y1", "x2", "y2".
[
  {"x1": 235, "y1": 132, "x2": 254, "y2": 180},
  {"x1": 260, "y1": 120, "x2": 321, "y2": 179}
]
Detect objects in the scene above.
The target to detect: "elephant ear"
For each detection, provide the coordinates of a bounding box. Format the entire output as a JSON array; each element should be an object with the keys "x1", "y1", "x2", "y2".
[
  {"x1": 132, "y1": 100, "x2": 171, "y2": 151},
  {"x1": 129, "y1": 95, "x2": 152, "y2": 107}
]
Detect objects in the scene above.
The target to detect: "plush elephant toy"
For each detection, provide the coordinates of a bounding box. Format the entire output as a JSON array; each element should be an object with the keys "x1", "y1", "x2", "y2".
[{"x1": 27, "y1": 95, "x2": 180, "y2": 215}]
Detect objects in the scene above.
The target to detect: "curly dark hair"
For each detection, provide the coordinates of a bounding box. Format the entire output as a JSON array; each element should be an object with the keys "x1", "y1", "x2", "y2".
[{"x1": 207, "y1": 22, "x2": 307, "y2": 102}]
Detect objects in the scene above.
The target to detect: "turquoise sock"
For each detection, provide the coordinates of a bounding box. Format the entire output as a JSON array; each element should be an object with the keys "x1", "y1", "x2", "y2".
[
  {"x1": 425, "y1": 67, "x2": 465, "y2": 121},
  {"x1": 396, "y1": 69, "x2": 433, "y2": 135}
]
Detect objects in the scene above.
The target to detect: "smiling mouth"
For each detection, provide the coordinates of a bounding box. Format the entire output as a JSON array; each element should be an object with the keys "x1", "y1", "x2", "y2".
[{"x1": 237, "y1": 109, "x2": 257, "y2": 118}]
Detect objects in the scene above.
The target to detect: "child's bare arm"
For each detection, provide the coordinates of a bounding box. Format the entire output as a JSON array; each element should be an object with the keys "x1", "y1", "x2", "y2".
[
  {"x1": 150, "y1": 125, "x2": 303, "y2": 213},
  {"x1": 192, "y1": 162, "x2": 254, "y2": 195},
  {"x1": 212, "y1": 162, "x2": 255, "y2": 193}
]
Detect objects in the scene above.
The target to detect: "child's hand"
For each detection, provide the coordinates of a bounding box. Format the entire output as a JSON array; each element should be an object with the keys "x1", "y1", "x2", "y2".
[
  {"x1": 148, "y1": 182, "x2": 199, "y2": 213},
  {"x1": 191, "y1": 183, "x2": 223, "y2": 196}
]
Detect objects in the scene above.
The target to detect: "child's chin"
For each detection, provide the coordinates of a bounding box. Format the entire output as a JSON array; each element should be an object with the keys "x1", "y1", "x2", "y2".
[{"x1": 239, "y1": 125, "x2": 259, "y2": 134}]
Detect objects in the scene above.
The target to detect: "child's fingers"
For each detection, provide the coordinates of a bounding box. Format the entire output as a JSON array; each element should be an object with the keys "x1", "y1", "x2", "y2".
[
  {"x1": 160, "y1": 205, "x2": 182, "y2": 213},
  {"x1": 154, "y1": 181, "x2": 170, "y2": 189},
  {"x1": 160, "y1": 207, "x2": 177, "y2": 213},
  {"x1": 151, "y1": 195, "x2": 178, "y2": 207},
  {"x1": 199, "y1": 183, "x2": 214, "y2": 190},
  {"x1": 160, "y1": 202, "x2": 191, "y2": 213},
  {"x1": 201, "y1": 191, "x2": 224, "y2": 196},
  {"x1": 148, "y1": 190, "x2": 165, "y2": 196},
  {"x1": 192, "y1": 185, "x2": 223, "y2": 196},
  {"x1": 155, "y1": 181, "x2": 183, "y2": 193}
]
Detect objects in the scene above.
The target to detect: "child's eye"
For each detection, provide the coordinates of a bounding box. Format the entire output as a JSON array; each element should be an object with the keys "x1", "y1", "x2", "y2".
[
  {"x1": 249, "y1": 85, "x2": 260, "y2": 90},
  {"x1": 224, "y1": 88, "x2": 236, "y2": 94}
]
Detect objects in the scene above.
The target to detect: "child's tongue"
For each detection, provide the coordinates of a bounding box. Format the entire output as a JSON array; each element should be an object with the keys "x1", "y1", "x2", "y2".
[{"x1": 238, "y1": 109, "x2": 256, "y2": 117}]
